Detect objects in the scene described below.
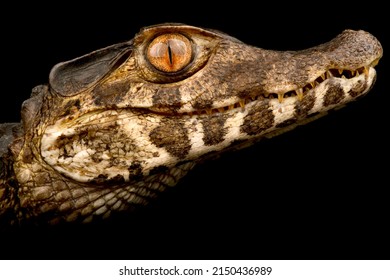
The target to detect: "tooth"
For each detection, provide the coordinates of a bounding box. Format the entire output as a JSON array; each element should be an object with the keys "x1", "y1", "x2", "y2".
[
  {"x1": 355, "y1": 71, "x2": 360, "y2": 77},
  {"x1": 364, "y1": 66, "x2": 369, "y2": 77},
  {"x1": 371, "y1": 58, "x2": 379, "y2": 67},
  {"x1": 251, "y1": 96, "x2": 256, "y2": 101},
  {"x1": 264, "y1": 92, "x2": 270, "y2": 98},
  {"x1": 321, "y1": 73, "x2": 326, "y2": 80},
  {"x1": 296, "y1": 88, "x2": 304, "y2": 101},
  {"x1": 205, "y1": 109, "x2": 212, "y2": 115},
  {"x1": 338, "y1": 69, "x2": 343, "y2": 75},
  {"x1": 218, "y1": 108, "x2": 225, "y2": 113},
  {"x1": 326, "y1": 71, "x2": 333, "y2": 79},
  {"x1": 341, "y1": 75, "x2": 346, "y2": 79},
  {"x1": 278, "y1": 93, "x2": 284, "y2": 103},
  {"x1": 310, "y1": 82, "x2": 315, "y2": 88},
  {"x1": 350, "y1": 70, "x2": 355, "y2": 76},
  {"x1": 239, "y1": 100, "x2": 245, "y2": 108},
  {"x1": 228, "y1": 104, "x2": 235, "y2": 110}
]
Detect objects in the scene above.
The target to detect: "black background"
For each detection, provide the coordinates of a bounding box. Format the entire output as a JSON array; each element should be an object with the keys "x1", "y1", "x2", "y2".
[{"x1": 1, "y1": 3, "x2": 388, "y2": 260}]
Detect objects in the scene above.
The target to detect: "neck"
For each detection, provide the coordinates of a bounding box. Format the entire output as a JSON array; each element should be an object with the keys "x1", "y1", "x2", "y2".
[{"x1": 0, "y1": 123, "x2": 22, "y2": 227}]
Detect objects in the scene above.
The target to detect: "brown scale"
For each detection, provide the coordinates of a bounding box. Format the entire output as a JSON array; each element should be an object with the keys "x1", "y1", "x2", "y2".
[
  {"x1": 0, "y1": 23, "x2": 382, "y2": 226},
  {"x1": 181, "y1": 66, "x2": 371, "y2": 116}
]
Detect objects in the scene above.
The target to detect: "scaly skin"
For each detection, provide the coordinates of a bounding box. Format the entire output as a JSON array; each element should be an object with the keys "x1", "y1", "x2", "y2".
[{"x1": 0, "y1": 23, "x2": 383, "y2": 226}]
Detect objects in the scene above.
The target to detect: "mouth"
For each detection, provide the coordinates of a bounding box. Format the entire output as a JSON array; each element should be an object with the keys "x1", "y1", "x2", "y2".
[
  {"x1": 175, "y1": 61, "x2": 379, "y2": 117},
  {"x1": 41, "y1": 56, "x2": 380, "y2": 184}
]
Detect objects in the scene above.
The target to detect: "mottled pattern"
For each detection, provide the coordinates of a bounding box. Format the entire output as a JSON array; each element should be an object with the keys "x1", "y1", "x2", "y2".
[
  {"x1": 152, "y1": 87, "x2": 183, "y2": 111},
  {"x1": 323, "y1": 82, "x2": 346, "y2": 107},
  {"x1": 0, "y1": 23, "x2": 382, "y2": 226},
  {"x1": 199, "y1": 114, "x2": 229, "y2": 146},
  {"x1": 295, "y1": 93, "x2": 316, "y2": 118},
  {"x1": 93, "y1": 80, "x2": 131, "y2": 106},
  {"x1": 349, "y1": 80, "x2": 368, "y2": 98},
  {"x1": 149, "y1": 118, "x2": 191, "y2": 159},
  {"x1": 276, "y1": 92, "x2": 317, "y2": 128},
  {"x1": 241, "y1": 102, "x2": 275, "y2": 135}
]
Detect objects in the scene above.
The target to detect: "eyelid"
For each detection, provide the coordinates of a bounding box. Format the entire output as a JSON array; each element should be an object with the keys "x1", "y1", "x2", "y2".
[{"x1": 49, "y1": 41, "x2": 133, "y2": 96}]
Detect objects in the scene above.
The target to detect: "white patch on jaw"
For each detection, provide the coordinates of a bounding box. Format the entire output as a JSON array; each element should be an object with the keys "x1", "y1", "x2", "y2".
[
  {"x1": 309, "y1": 81, "x2": 328, "y2": 114},
  {"x1": 42, "y1": 125, "x2": 131, "y2": 182},
  {"x1": 41, "y1": 127, "x2": 75, "y2": 166},
  {"x1": 269, "y1": 97, "x2": 296, "y2": 125},
  {"x1": 41, "y1": 111, "x2": 177, "y2": 183},
  {"x1": 224, "y1": 109, "x2": 248, "y2": 143},
  {"x1": 185, "y1": 118, "x2": 205, "y2": 157}
]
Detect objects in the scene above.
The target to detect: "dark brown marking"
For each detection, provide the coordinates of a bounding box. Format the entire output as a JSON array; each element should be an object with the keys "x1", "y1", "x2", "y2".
[
  {"x1": 91, "y1": 153, "x2": 102, "y2": 163},
  {"x1": 61, "y1": 99, "x2": 81, "y2": 117},
  {"x1": 241, "y1": 101, "x2": 275, "y2": 136},
  {"x1": 323, "y1": 82, "x2": 345, "y2": 107},
  {"x1": 149, "y1": 118, "x2": 191, "y2": 159},
  {"x1": 199, "y1": 114, "x2": 229, "y2": 146},
  {"x1": 64, "y1": 99, "x2": 80, "y2": 110},
  {"x1": 92, "y1": 80, "x2": 131, "y2": 106},
  {"x1": 90, "y1": 174, "x2": 108, "y2": 184},
  {"x1": 129, "y1": 162, "x2": 143, "y2": 180},
  {"x1": 348, "y1": 79, "x2": 368, "y2": 98},
  {"x1": 21, "y1": 146, "x2": 34, "y2": 164},
  {"x1": 152, "y1": 87, "x2": 182, "y2": 111},
  {"x1": 90, "y1": 174, "x2": 125, "y2": 184},
  {"x1": 149, "y1": 165, "x2": 169, "y2": 175},
  {"x1": 74, "y1": 99, "x2": 81, "y2": 109},
  {"x1": 111, "y1": 175, "x2": 125, "y2": 183},
  {"x1": 193, "y1": 100, "x2": 213, "y2": 110},
  {"x1": 294, "y1": 93, "x2": 316, "y2": 119},
  {"x1": 55, "y1": 123, "x2": 121, "y2": 160}
]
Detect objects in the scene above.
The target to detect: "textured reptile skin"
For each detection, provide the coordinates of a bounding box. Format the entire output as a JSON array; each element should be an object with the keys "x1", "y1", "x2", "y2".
[{"x1": 0, "y1": 23, "x2": 383, "y2": 226}]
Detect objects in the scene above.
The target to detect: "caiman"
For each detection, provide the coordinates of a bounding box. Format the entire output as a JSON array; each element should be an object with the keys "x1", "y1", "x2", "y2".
[{"x1": 0, "y1": 23, "x2": 383, "y2": 226}]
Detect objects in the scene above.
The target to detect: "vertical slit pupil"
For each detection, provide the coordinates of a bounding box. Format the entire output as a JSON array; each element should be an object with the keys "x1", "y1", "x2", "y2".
[{"x1": 167, "y1": 41, "x2": 173, "y2": 65}]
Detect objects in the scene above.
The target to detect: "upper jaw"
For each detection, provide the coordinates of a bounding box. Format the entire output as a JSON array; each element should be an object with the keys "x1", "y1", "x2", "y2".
[
  {"x1": 148, "y1": 61, "x2": 379, "y2": 117},
  {"x1": 49, "y1": 28, "x2": 382, "y2": 120},
  {"x1": 145, "y1": 29, "x2": 382, "y2": 116}
]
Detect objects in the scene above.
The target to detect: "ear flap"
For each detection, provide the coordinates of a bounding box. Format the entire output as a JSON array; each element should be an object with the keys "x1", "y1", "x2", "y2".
[{"x1": 49, "y1": 40, "x2": 133, "y2": 96}]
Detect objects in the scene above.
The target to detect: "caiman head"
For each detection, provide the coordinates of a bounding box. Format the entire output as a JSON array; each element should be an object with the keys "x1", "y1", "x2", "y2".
[{"x1": 0, "y1": 23, "x2": 382, "y2": 225}]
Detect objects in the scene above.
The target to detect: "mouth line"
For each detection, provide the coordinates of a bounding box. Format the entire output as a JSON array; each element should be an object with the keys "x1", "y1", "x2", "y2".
[
  {"x1": 68, "y1": 62, "x2": 378, "y2": 125},
  {"x1": 175, "y1": 65, "x2": 374, "y2": 117}
]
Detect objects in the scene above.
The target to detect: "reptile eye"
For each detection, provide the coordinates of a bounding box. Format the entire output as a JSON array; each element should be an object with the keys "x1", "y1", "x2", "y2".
[{"x1": 147, "y1": 33, "x2": 192, "y2": 73}]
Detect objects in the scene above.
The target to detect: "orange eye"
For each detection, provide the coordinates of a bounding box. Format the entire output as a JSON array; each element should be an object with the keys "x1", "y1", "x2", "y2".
[{"x1": 147, "y1": 33, "x2": 192, "y2": 73}]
